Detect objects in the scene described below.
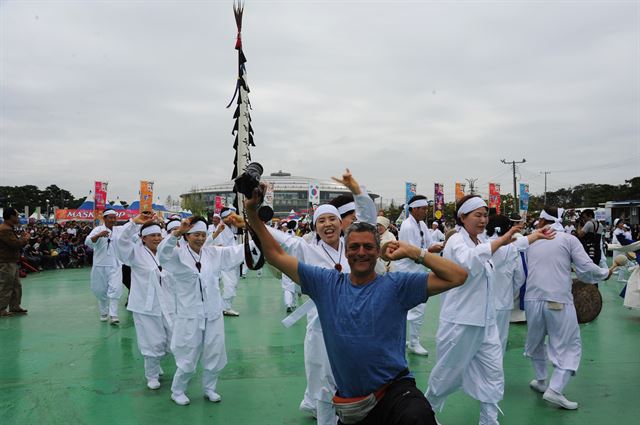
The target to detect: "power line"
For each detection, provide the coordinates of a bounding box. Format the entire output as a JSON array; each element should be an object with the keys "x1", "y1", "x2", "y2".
[{"x1": 501, "y1": 158, "x2": 526, "y2": 211}]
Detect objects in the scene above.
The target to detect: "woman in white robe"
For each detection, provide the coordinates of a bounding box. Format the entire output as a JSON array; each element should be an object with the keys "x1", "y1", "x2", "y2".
[
  {"x1": 157, "y1": 217, "x2": 247, "y2": 406},
  {"x1": 426, "y1": 195, "x2": 552, "y2": 425},
  {"x1": 114, "y1": 212, "x2": 173, "y2": 390}
]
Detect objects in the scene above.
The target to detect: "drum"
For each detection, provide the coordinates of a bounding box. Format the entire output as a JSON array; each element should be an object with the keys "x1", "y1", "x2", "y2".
[{"x1": 572, "y1": 279, "x2": 603, "y2": 323}]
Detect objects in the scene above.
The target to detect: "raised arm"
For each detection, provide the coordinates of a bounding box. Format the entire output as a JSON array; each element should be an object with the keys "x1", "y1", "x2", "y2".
[
  {"x1": 245, "y1": 186, "x2": 300, "y2": 283},
  {"x1": 384, "y1": 240, "x2": 467, "y2": 296},
  {"x1": 114, "y1": 221, "x2": 139, "y2": 265},
  {"x1": 331, "y1": 168, "x2": 377, "y2": 225}
]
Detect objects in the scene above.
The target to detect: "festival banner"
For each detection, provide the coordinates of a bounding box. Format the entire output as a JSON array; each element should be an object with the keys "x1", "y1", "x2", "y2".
[
  {"x1": 264, "y1": 182, "x2": 275, "y2": 208},
  {"x1": 214, "y1": 196, "x2": 223, "y2": 214},
  {"x1": 489, "y1": 183, "x2": 501, "y2": 215},
  {"x1": 519, "y1": 183, "x2": 529, "y2": 213},
  {"x1": 140, "y1": 181, "x2": 154, "y2": 212},
  {"x1": 434, "y1": 183, "x2": 444, "y2": 220},
  {"x1": 405, "y1": 182, "x2": 417, "y2": 216},
  {"x1": 56, "y1": 209, "x2": 137, "y2": 222},
  {"x1": 94, "y1": 181, "x2": 108, "y2": 224},
  {"x1": 455, "y1": 182, "x2": 465, "y2": 202},
  {"x1": 308, "y1": 183, "x2": 320, "y2": 204}
]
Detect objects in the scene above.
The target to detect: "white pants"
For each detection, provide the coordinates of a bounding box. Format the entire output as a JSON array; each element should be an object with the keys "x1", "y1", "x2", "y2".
[
  {"x1": 495, "y1": 310, "x2": 511, "y2": 354},
  {"x1": 302, "y1": 327, "x2": 337, "y2": 425},
  {"x1": 281, "y1": 276, "x2": 297, "y2": 308},
  {"x1": 426, "y1": 321, "x2": 504, "y2": 410},
  {"x1": 221, "y1": 268, "x2": 240, "y2": 310},
  {"x1": 90, "y1": 265, "x2": 122, "y2": 317},
  {"x1": 132, "y1": 313, "x2": 172, "y2": 380},
  {"x1": 170, "y1": 316, "x2": 227, "y2": 395},
  {"x1": 524, "y1": 300, "x2": 580, "y2": 392},
  {"x1": 407, "y1": 302, "x2": 426, "y2": 345}
]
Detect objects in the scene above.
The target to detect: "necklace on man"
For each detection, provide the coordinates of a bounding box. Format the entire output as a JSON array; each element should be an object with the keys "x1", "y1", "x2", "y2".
[
  {"x1": 144, "y1": 247, "x2": 163, "y2": 285},
  {"x1": 321, "y1": 241, "x2": 343, "y2": 271}
]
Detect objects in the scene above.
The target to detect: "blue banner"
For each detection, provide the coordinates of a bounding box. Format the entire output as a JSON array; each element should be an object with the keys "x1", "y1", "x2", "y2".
[{"x1": 519, "y1": 183, "x2": 529, "y2": 211}]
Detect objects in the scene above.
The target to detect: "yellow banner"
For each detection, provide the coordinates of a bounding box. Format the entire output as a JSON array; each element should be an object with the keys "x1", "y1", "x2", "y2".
[
  {"x1": 140, "y1": 181, "x2": 154, "y2": 212},
  {"x1": 455, "y1": 182, "x2": 465, "y2": 202}
]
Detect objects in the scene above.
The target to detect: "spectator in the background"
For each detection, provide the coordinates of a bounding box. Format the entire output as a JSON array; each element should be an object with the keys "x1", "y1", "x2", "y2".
[{"x1": 0, "y1": 207, "x2": 30, "y2": 317}]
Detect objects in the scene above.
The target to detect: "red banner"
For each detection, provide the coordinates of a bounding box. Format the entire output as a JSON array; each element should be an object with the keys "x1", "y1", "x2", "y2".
[
  {"x1": 56, "y1": 209, "x2": 138, "y2": 222},
  {"x1": 94, "y1": 181, "x2": 107, "y2": 209},
  {"x1": 489, "y1": 183, "x2": 501, "y2": 215},
  {"x1": 215, "y1": 196, "x2": 223, "y2": 214}
]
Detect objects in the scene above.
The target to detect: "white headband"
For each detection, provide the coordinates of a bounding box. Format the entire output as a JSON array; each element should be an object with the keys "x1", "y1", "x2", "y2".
[
  {"x1": 141, "y1": 225, "x2": 162, "y2": 237},
  {"x1": 376, "y1": 216, "x2": 390, "y2": 229},
  {"x1": 337, "y1": 202, "x2": 355, "y2": 215},
  {"x1": 540, "y1": 208, "x2": 565, "y2": 223},
  {"x1": 103, "y1": 210, "x2": 117, "y2": 217},
  {"x1": 187, "y1": 221, "x2": 207, "y2": 234},
  {"x1": 409, "y1": 199, "x2": 428, "y2": 209},
  {"x1": 313, "y1": 204, "x2": 341, "y2": 225},
  {"x1": 220, "y1": 210, "x2": 233, "y2": 219},
  {"x1": 213, "y1": 213, "x2": 221, "y2": 218},
  {"x1": 166, "y1": 221, "x2": 180, "y2": 232},
  {"x1": 457, "y1": 197, "x2": 488, "y2": 217}
]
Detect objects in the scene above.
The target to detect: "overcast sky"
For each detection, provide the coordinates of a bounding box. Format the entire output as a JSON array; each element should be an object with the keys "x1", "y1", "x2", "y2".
[{"x1": 1, "y1": 0, "x2": 638, "y2": 206}]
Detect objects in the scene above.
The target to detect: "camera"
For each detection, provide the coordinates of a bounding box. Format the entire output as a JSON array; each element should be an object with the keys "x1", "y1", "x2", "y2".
[
  {"x1": 233, "y1": 162, "x2": 264, "y2": 199},
  {"x1": 233, "y1": 162, "x2": 274, "y2": 222}
]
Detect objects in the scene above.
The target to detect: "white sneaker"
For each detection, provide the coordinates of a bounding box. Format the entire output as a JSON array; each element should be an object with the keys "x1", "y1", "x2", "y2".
[
  {"x1": 171, "y1": 392, "x2": 190, "y2": 406},
  {"x1": 147, "y1": 378, "x2": 161, "y2": 390},
  {"x1": 110, "y1": 316, "x2": 120, "y2": 325},
  {"x1": 543, "y1": 389, "x2": 578, "y2": 410},
  {"x1": 407, "y1": 341, "x2": 429, "y2": 356},
  {"x1": 529, "y1": 379, "x2": 548, "y2": 393},
  {"x1": 99, "y1": 315, "x2": 108, "y2": 322},
  {"x1": 204, "y1": 390, "x2": 221, "y2": 402},
  {"x1": 299, "y1": 400, "x2": 317, "y2": 418},
  {"x1": 223, "y1": 309, "x2": 240, "y2": 317}
]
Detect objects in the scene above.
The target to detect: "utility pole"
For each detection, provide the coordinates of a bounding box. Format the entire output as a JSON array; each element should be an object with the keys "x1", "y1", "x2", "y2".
[
  {"x1": 540, "y1": 171, "x2": 551, "y2": 205},
  {"x1": 501, "y1": 158, "x2": 526, "y2": 212},
  {"x1": 465, "y1": 178, "x2": 478, "y2": 195}
]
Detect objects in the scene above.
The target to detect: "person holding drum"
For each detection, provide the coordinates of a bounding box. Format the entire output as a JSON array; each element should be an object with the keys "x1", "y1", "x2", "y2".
[{"x1": 524, "y1": 206, "x2": 614, "y2": 410}]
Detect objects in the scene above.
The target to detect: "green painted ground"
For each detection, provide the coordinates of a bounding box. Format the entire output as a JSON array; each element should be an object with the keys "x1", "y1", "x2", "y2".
[{"x1": 1, "y1": 268, "x2": 639, "y2": 425}]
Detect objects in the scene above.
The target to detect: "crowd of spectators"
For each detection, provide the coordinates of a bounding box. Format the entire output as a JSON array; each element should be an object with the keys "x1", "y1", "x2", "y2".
[{"x1": 18, "y1": 221, "x2": 94, "y2": 272}]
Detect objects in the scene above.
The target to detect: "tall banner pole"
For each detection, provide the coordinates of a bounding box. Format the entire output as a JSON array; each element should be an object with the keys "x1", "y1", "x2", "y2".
[{"x1": 228, "y1": 0, "x2": 254, "y2": 220}]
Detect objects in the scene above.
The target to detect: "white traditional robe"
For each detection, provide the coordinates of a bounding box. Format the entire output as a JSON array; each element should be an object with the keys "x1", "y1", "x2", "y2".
[
  {"x1": 157, "y1": 233, "x2": 245, "y2": 397},
  {"x1": 85, "y1": 224, "x2": 124, "y2": 317},
  {"x1": 523, "y1": 232, "x2": 609, "y2": 393},
  {"x1": 395, "y1": 214, "x2": 435, "y2": 346},
  {"x1": 114, "y1": 221, "x2": 173, "y2": 381}
]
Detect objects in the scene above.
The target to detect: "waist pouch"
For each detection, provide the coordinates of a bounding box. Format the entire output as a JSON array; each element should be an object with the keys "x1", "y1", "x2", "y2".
[
  {"x1": 332, "y1": 391, "x2": 381, "y2": 424},
  {"x1": 332, "y1": 369, "x2": 409, "y2": 424}
]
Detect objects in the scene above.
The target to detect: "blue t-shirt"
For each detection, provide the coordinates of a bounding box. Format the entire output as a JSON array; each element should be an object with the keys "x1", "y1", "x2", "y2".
[{"x1": 297, "y1": 262, "x2": 429, "y2": 397}]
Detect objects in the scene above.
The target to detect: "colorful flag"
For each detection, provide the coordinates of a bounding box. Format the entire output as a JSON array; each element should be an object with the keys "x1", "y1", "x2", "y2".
[
  {"x1": 519, "y1": 183, "x2": 529, "y2": 212},
  {"x1": 455, "y1": 182, "x2": 466, "y2": 202},
  {"x1": 140, "y1": 181, "x2": 154, "y2": 212},
  {"x1": 308, "y1": 183, "x2": 320, "y2": 204},
  {"x1": 489, "y1": 183, "x2": 501, "y2": 215},
  {"x1": 215, "y1": 196, "x2": 223, "y2": 214},
  {"x1": 434, "y1": 183, "x2": 445, "y2": 219},
  {"x1": 264, "y1": 182, "x2": 275, "y2": 208},
  {"x1": 405, "y1": 182, "x2": 417, "y2": 216},
  {"x1": 94, "y1": 181, "x2": 108, "y2": 225}
]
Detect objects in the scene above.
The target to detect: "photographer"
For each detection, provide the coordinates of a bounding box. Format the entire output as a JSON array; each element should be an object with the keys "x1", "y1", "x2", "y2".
[{"x1": 576, "y1": 209, "x2": 607, "y2": 269}]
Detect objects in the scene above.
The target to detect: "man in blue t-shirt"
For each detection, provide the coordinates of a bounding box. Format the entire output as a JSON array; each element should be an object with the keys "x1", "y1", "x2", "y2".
[{"x1": 245, "y1": 187, "x2": 468, "y2": 425}]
